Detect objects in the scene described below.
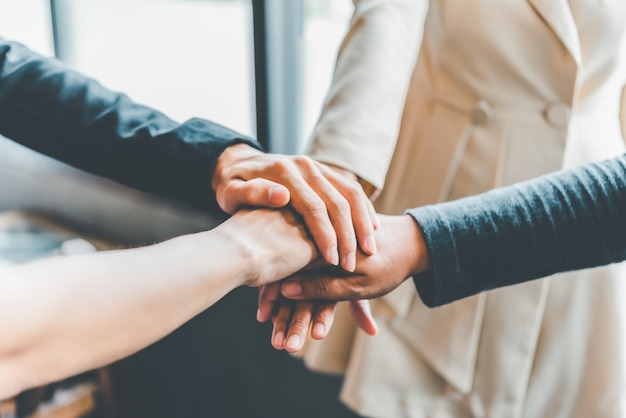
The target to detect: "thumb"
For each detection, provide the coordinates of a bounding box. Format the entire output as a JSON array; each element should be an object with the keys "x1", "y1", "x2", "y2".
[
  {"x1": 281, "y1": 275, "x2": 352, "y2": 301},
  {"x1": 218, "y1": 178, "x2": 290, "y2": 213}
]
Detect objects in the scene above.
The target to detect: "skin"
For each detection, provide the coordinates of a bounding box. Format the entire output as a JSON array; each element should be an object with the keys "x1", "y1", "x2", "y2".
[
  {"x1": 0, "y1": 141, "x2": 382, "y2": 396},
  {"x1": 212, "y1": 144, "x2": 379, "y2": 271},
  {"x1": 0, "y1": 209, "x2": 316, "y2": 400},
  {"x1": 212, "y1": 144, "x2": 381, "y2": 345},
  {"x1": 259, "y1": 214, "x2": 431, "y2": 352}
]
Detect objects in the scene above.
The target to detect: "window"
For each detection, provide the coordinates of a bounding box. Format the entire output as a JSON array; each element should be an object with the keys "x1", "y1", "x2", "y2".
[
  {"x1": 0, "y1": 0, "x2": 352, "y2": 202},
  {"x1": 253, "y1": 0, "x2": 352, "y2": 153},
  {"x1": 50, "y1": 0, "x2": 255, "y2": 135},
  {"x1": 0, "y1": 0, "x2": 257, "y2": 238},
  {"x1": 0, "y1": 0, "x2": 54, "y2": 56},
  {"x1": 301, "y1": 0, "x2": 352, "y2": 150},
  {"x1": 1, "y1": 0, "x2": 353, "y2": 153}
]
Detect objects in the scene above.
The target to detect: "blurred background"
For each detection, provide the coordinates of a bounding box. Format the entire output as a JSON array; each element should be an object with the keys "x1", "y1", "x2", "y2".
[{"x1": 0, "y1": 0, "x2": 362, "y2": 417}]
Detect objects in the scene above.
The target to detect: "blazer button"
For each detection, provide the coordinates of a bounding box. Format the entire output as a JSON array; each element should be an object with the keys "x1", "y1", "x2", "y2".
[
  {"x1": 544, "y1": 102, "x2": 571, "y2": 128},
  {"x1": 470, "y1": 100, "x2": 493, "y2": 125}
]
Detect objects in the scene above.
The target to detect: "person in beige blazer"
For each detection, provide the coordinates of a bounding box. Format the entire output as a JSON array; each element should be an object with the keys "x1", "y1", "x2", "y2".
[{"x1": 299, "y1": 1, "x2": 626, "y2": 417}]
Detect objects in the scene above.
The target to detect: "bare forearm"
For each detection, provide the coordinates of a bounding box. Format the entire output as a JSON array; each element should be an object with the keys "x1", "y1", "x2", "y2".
[{"x1": 0, "y1": 230, "x2": 249, "y2": 398}]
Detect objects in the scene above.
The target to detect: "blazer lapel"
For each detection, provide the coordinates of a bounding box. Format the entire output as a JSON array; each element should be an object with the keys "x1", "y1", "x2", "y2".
[{"x1": 528, "y1": 0, "x2": 581, "y2": 66}]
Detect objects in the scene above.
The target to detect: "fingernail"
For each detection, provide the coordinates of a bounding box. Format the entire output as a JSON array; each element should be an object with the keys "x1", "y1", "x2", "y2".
[
  {"x1": 273, "y1": 332, "x2": 285, "y2": 347},
  {"x1": 282, "y1": 282, "x2": 302, "y2": 297},
  {"x1": 313, "y1": 323, "x2": 325, "y2": 338},
  {"x1": 364, "y1": 234, "x2": 377, "y2": 255},
  {"x1": 256, "y1": 309, "x2": 262, "y2": 322},
  {"x1": 327, "y1": 246, "x2": 339, "y2": 266},
  {"x1": 343, "y1": 251, "x2": 356, "y2": 272},
  {"x1": 286, "y1": 334, "x2": 302, "y2": 351}
]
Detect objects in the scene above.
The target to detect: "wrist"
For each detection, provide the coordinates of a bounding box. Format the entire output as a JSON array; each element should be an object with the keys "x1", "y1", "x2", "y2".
[
  {"x1": 212, "y1": 225, "x2": 260, "y2": 287},
  {"x1": 400, "y1": 215, "x2": 431, "y2": 276}
]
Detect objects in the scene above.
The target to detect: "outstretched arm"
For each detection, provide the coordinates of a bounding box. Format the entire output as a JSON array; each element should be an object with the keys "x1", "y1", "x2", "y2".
[
  {"x1": 0, "y1": 38, "x2": 377, "y2": 350},
  {"x1": 279, "y1": 154, "x2": 626, "y2": 308},
  {"x1": 0, "y1": 209, "x2": 316, "y2": 400},
  {"x1": 0, "y1": 38, "x2": 261, "y2": 213},
  {"x1": 409, "y1": 153, "x2": 626, "y2": 306},
  {"x1": 0, "y1": 37, "x2": 377, "y2": 274}
]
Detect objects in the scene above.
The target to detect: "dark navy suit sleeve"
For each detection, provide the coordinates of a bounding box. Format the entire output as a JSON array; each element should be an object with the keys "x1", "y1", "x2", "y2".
[
  {"x1": 408, "y1": 154, "x2": 626, "y2": 307},
  {"x1": 0, "y1": 38, "x2": 262, "y2": 213}
]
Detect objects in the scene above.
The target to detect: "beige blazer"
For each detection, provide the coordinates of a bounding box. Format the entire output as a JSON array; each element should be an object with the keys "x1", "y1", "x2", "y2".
[{"x1": 306, "y1": 1, "x2": 626, "y2": 417}]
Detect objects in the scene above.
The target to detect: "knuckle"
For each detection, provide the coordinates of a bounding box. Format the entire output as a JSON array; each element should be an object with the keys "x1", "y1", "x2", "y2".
[
  {"x1": 221, "y1": 181, "x2": 237, "y2": 197},
  {"x1": 244, "y1": 185, "x2": 260, "y2": 203},
  {"x1": 354, "y1": 287, "x2": 367, "y2": 299},
  {"x1": 269, "y1": 159, "x2": 292, "y2": 176},
  {"x1": 307, "y1": 170, "x2": 326, "y2": 183},
  {"x1": 312, "y1": 279, "x2": 329, "y2": 297},
  {"x1": 353, "y1": 282, "x2": 372, "y2": 299},
  {"x1": 316, "y1": 305, "x2": 336, "y2": 323},
  {"x1": 290, "y1": 317, "x2": 311, "y2": 331},
  {"x1": 344, "y1": 181, "x2": 365, "y2": 200},
  {"x1": 330, "y1": 196, "x2": 350, "y2": 214},
  {"x1": 292, "y1": 155, "x2": 314, "y2": 169},
  {"x1": 304, "y1": 197, "x2": 327, "y2": 217},
  {"x1": 341, "y1": 240, "x2": 358, "y2": 254}
]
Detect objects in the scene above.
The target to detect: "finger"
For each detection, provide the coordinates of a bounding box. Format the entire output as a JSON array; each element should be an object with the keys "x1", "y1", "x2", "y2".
[
  {"x1": 320, "y1": 164, "x2": 378, "y2": 255},
  {"x1": 284, "y1": 301, "x2": 315, "y2": 353},
  {"x1": 310, "y1": 301, "x2": 337, "y2": 339},
  {"x1": 257, "y1": 283, "x2": 282, "y2": 323},
  {"x1": 268, "y1": 161, "x2": 340, "y2": 267},
  {"x1": 271, "y1": 299, "x2": 294, "y2": 350},
  {"x1": 281, "y1": 275, "x2": 362, "y2": 301},
  {"x1": 292, "y1": 157, "x2": 357, "y2": 271},
  {"x1": 349, "y1": 300, "x2": 379, "y2": 336},
  {"x1": 317, "y1": 161, "x2": 379, "y2": 232},
  {"x1": 220, "y1": 178, "x2": 290, "y2": 213},
  {"x1": 368, "y1": 200, "x2": 381, "y2": 230},
  {"x1": 310, "y1": 187, "x2": 356, "y2": 272}
]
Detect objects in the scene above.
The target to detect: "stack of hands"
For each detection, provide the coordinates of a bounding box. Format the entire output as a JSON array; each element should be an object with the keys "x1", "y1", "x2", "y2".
[{"x1": 212, "y1": 144, "x2": 431, "y2": 353}]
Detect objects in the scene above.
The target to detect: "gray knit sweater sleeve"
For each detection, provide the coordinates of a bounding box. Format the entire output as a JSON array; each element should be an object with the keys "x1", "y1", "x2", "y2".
[{"x1": 407, "y1": 154, "x2": 626, "y2": 308}]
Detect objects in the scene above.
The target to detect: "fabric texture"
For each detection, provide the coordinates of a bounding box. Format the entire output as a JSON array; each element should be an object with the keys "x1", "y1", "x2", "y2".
[
  {"x1": 0, "y1": 38, "x2": 261, "y2": 213},
  {"x1": 304, "y1": 1, "x2": 626, "y2": 417},
  {"x1": 410, "y1": 154, "x2": 626, "y2": 307}
]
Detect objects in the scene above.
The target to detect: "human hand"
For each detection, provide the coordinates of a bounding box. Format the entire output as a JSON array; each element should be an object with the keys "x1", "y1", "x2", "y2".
[
  {"x1": 213, "y1": 208, "x2": 317, "y2": 287},
  {"x1": 255, "y1": 214, "x2": 424, "y2": 352},
  {"x1": 257, "y1": 284, "x2": 378, "y2": 352},
  {"x1": 278, "y1": 214, "x2": 430, "y2": 301},
  {"x1": 212, "y1": 144, "x2": 379, "y2": 272}
]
